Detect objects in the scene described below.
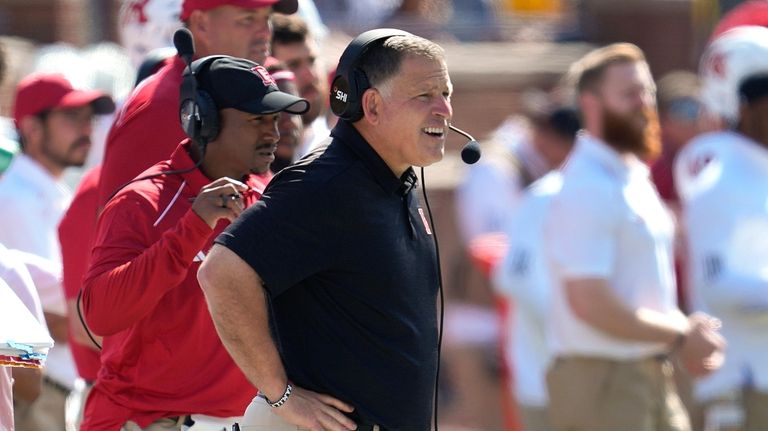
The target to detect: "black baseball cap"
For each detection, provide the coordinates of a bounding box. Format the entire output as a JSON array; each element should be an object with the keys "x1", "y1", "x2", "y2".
[{"x1": 195, "y1": 56, "x2": 309, "y2": 116}]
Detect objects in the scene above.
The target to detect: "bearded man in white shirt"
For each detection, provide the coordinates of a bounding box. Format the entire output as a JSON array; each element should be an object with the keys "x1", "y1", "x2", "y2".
[
  {"x1": 0, "y1": 72, "x2": 113, "y2": 430},
  {"x1": 544, "y1": 43, "x2": 725, "y2": 431}
]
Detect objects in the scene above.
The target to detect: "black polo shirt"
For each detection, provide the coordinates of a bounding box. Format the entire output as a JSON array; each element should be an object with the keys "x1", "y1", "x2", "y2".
[{"x1": 216, "y1": 120, "x2": 439, "y2": 430}]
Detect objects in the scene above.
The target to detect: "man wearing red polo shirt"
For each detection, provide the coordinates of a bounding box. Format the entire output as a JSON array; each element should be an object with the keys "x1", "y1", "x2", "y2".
[
  {"x1": 79, "y1": 57, "x2": 308, "y2": 430},
  {"x1": 96, "y1": 0, "x2": 298, "y2": 206}
]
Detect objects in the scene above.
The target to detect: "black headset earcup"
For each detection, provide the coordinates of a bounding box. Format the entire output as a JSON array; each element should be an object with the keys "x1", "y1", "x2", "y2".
[
  {"x1": 330, "y1": 28, "x2": 413, "y2": 122},
  {"x1": 196, "y1": 90, "x2": 219, "y2": 143},
  {"x1": 346, "y1": 68, "x2": 370, "y2": 123},
  {"x1": 330, "y1": 74, "x2": 351, "y2": 118}
]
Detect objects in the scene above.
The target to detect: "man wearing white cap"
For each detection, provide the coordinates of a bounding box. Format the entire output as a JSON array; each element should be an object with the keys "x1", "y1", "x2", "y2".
[{"x1": 675, "y1": 25, "x2": 768, "y2": 431}]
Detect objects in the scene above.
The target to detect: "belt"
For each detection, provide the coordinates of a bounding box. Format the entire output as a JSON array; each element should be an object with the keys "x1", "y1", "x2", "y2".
[{"x1": 42, "y1": 375, "x2": 71, "y2": 394}]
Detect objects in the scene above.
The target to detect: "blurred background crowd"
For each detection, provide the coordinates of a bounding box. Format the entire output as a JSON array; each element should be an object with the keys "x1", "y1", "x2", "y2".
[{"x1": 0, "y1": 0, "x2": 766, "y2": 430}]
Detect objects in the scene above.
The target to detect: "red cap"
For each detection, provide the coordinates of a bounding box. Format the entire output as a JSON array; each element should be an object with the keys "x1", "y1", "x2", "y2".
[
  {"x1": 13, "y1": 73, "x2": 115, "y2": 127},
  {"x1": 180, "y1": 0, "x2": 298, "y2": 21},
  {"x1": 711, "y1": 0, "x2": 768, "y2": 41}
]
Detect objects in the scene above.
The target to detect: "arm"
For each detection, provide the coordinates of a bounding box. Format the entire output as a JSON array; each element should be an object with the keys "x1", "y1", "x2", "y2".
[
  {"x1": 82, "y1": 178, "x2": 247, "y2": 336},
  {"x1": 67, "y1": 299, "x2": 101, "y2": 349},
  {"x1": 11, "y1": 368, "x2": 42, "y2": 403},
  {"x1": 567, "y1": 277, "x2": 725, "y2": 376},
  {"x1": 198, "y1": 245, "x2": 356, "y2": 431},
  {"x1": 82, "y1": 206, "x2": 212, "y2": 336},
  {"x1": 494, "y1": 245, "x2": 550, "y2": 322},
  {"x1": 565, "y1": 277, "x2": 686, "y2": 343}
]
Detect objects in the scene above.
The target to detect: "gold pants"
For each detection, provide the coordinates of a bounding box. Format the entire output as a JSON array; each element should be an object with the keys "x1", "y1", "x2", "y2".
[{"x1": 546, "y1": 356, "x2": 691, "y2": 431}]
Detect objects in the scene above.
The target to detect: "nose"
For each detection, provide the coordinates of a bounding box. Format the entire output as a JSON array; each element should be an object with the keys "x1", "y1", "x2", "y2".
[
  {"x1": 253, "y1": 16, "x2": 271, "y2": 39},
  {"x1": 434, "y1": 95, "x2": 452, "y2": 121},
  {"x1": 297, "y1": 64, "x2": 319, "y2": 87},
  {"x1": 260, "y1": 117, "x2": 280, "y2": 143}
]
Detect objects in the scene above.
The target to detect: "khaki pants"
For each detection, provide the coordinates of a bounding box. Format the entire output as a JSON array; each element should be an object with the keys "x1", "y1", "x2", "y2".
[
  {"x1": 14, "y1": 377, "x2": 69, "y2": 431},
  {"x1": 518, "y1": 404, "x2": 552, "y2": 431},
  {"x1": 547, "y1": 356, "x2": 691, "y2": 431}
]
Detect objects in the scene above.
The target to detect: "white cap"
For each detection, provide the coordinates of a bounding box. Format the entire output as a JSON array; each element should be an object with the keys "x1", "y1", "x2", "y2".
[
  {"x1": 700, "y1": 25, "x2": 768, "y2": 123},
  {"x1": 119, "y1": 0, "x2": 183, "y2": 69}
]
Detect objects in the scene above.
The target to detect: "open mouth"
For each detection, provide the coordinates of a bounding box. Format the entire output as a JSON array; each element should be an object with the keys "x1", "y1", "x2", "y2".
[{"x1": 422, "y1": 127, "x2": 445, "y2": 138}]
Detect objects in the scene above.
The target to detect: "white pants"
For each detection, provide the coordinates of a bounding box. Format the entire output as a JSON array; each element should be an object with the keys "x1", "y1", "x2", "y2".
[
  {"x1": 240, "y1": 396, "x2": 303, "y2": 431},
  {"x1": 122, "y1": 415, "x2": 242, "y2": 431},
  {"x1": 189, "y1": 415, "x2": 243, "y2": 431}
]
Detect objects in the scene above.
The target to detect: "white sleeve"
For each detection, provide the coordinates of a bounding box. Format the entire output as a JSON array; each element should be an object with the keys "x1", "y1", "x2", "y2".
[
  {"x1": 546, "y1": 180, "x2": 620, "y2": 279},
  {"x1": 686, "y1": 193, "x2": 768, "y2": 312},
  {"x1": 0, "y1": 250, "x2": 46, "y2": 324},
  {"x1": 455, "y1": 162, "x2": 523, "y2": 244},
  {"x1": 493, "y1": 197, "x2": 550, "y2": 321},
  {"x1": 7, "y1": 250, "x2": 64, "y2": 316}
]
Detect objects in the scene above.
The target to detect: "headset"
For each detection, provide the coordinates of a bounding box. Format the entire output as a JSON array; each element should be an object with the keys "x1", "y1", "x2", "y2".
[
  {"x1": 174, "y1": 27, "x2": 230, "y2": 153},
  {"x1": 179, "y1": 55, "x2": 230, "y2": 152},
  {"x1": 329, "y1": 28, "x2": 413, "y2": 122}
]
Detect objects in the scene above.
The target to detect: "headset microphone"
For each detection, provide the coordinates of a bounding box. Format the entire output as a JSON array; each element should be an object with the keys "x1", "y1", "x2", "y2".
[
  {"x1": 173, "y1": 28, "x2": 195, "y2": 65},
  {"x1": 449, "y1": 124, "x2": 481, "y2": 164}
]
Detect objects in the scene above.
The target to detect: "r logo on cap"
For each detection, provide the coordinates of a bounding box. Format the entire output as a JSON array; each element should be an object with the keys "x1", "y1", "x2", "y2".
[{"x1": 251, "y1": 66, "x2": 276, "y2": 87}]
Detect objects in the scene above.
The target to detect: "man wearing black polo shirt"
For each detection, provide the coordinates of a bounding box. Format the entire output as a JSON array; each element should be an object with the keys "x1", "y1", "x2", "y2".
[{"x1": 198, "y1": 31, "x2": 453, "y2": 431}]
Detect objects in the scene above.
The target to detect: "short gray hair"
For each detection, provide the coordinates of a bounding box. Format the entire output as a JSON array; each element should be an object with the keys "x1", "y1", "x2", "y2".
[{"x1": 358, "y1": 35, "x2": 445, "y2": 94}]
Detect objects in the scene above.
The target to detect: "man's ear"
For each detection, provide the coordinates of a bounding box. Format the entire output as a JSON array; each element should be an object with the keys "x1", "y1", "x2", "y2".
[
  {"x1": 361, "y1": 88, "x2": 382, "y2": 125},
  {"x1": 18, "y1": 116, "x2": 43, "y2": 149}
]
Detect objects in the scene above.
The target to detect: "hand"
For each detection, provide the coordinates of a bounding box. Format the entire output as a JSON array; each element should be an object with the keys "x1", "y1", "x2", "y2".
[
  {"x1": 679, "y1": 312, "x2": 726, "y2": 377},
  {"x1": 191, "y1": 177, "x2": 249, "y2": 228},
  {"x1": 272, "y1": 385, "x2": 357, "y2": 431}
]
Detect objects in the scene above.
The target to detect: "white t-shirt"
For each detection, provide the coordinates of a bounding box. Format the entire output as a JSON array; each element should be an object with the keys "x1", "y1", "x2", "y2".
[
  {"x1": 493, "y1": 172, "x2": 561, "y2": 407},
  {"x1": 455, "y1": 117, "x2": 549, "y2": 244},
  {"x1": 545, "y1": 133, "x2": 678, "y2": 359},
  {"x1": 678, "y1": 131, "x2": 768, "y2": 399},
  {"x1": 0, "y1": 156, "x2": 77, "y2": 388}
]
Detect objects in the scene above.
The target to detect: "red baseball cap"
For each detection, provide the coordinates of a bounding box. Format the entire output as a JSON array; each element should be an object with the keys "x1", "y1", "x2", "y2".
[
  {"x1": 180, "y1": 0, "x2": 298, "y2": 21},
  {"x1": 13, "y1": 73, "x2": 115, "y2": 127}
]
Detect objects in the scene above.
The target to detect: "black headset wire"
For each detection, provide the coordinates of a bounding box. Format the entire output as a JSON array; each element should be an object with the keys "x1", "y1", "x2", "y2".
[
  {"x1": 420, "y1": 166, "x2": 444, "y2": 431},
  {"x1": 75, "y1": 138, "x2": 208, "y2": 350}
]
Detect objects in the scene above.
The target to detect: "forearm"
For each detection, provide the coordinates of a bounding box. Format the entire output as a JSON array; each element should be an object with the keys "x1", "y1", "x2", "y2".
[
  {"x1": 67, "y1": 300, "x2": 102, "y2": 350},
  {"x1": 83, "y1": 210, "x2": 211, "y2": 335},
  {"x1": 12, "y1": 367, "x2": 42, "y2": 402},
  {"x1": 566, "y1": 278, "x2": 686, "y2": 344},
  {"x1": 43, "y1": 312, "x2": 69, "y2": 342},
  {"x1": 198, "y1": 245, "x2": 288, "y2": 401}
]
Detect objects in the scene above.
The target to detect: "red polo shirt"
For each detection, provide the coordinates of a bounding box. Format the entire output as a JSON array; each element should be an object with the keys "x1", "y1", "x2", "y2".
[
  {"x1": 58, "y1": 165, "x2": 102, "y2": 382},
  {"x1": 80, "y1": 141, "x2": 268, "y2": 430},
  {"x1": 97, "y1": 57, "x2": 187, "y2": 206}
]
